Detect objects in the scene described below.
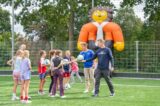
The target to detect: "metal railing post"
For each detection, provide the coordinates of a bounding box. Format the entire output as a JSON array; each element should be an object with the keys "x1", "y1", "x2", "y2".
[
  {"x1": 135, "y1": 41, "x2": 139, "y2": 72},
  {"x1": 11, "y1": 0, "x2": 15, "y2": 69}
]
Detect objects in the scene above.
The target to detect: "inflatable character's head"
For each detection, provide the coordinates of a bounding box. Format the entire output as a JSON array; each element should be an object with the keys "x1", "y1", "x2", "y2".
[{"x1": 89, "y1": 6, "x2": 113, "y2": 23}]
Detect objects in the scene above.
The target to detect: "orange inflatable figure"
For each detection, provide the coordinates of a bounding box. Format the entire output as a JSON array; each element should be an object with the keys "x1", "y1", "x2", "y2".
[{"x1": 77, "y1": 7, "x2": 124, "y2": 51}]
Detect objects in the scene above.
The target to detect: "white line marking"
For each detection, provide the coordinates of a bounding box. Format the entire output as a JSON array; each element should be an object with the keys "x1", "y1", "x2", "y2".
[
  {"x1": 71, "y1": 83, "x2": 160, "y2": 88},
  {"x1": 101, "y1": 83, "x2": 160, "y2": 88}
]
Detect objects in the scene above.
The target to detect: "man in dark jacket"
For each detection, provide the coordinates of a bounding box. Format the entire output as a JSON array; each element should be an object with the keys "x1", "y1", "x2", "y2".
[{"x1": 83, "y1": 39, "x2": 115, "y2": 97}]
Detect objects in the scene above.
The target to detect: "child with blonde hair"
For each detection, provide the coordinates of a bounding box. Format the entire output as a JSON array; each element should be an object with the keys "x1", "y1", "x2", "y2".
[
  {"x1": 79, "y1": 42, "x2": 95, "y2": 93},
  {"x1": 19, "y1": 44, "x2": 26, "y2": 51},
  {"x1": 63, "y1": 50, "x2": 71, "y2": 89},
  {"x1": 7, "y1": 50, "x2": 23, "y2": 101},
  {"x1": 20, "y1": 50, "x2": 32, "y2": 103}
]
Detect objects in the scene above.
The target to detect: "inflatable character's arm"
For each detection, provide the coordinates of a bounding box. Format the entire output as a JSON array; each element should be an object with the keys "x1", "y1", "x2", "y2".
[
  {"x1": 112, "y1": 23, "x2": 124, "y2": 51},
  {"x1": 104, "y1": 23, "x2": 124, "y2": 51},
  {"x1": 77, "y1": 25, "x2": 89, "y2": 50}
]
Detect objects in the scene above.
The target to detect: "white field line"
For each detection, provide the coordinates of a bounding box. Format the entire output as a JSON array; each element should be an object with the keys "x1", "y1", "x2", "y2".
[
  {"x1": 109, "y1": 84, "x2": 160, "y2": 88},
  {"x1": 99, "y1": 83, "x2": 160, "y2": 88},
  {"x1": 1, "y1": 82, "x2": 159, "y2": 88},
  {"x1": 1, "y1": 75, "x2": 160, "y2": 80},
  {"x1": 71, "y1": 83, "x2": 160, "y2": 88},
  {"x1": 0, "y1": 75, "x2": 160, "y2": 88},
  {"x1": 114, "y1": 77, "x2": 160, "y2": 80},
  {"x1": 68, "y1": 84, "x2": 160, "y2": 94}
]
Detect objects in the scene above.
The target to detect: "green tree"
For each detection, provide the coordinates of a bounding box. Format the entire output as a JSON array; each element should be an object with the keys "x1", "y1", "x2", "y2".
[
  {"x1": 0, "y1": 7, "x2": 10, "y2": 33},
  {"x1": 113, "y1": 7, "x2": 143, "y2": 42},
  {"x1": 0, "y1": 7, "x2": 12, "y2": 66},
  {"x1": 19, "y1": 5, "x2": 69, "y2": 41},
  {"x1": 0, "y1": 7, "x2": 11, "y2": 44},
  {"x1": 121, "y1": 0, "x2": 160, "y2": 21},
  {"x1": 120, "y1": 0, "x2": 160, "y2": 41},
  {"x1": 0, "y1": 0, "x2": 114, "y2": 51},
  {"x1": 139, "y1": 20, "x2": 160, "y2": 41}
]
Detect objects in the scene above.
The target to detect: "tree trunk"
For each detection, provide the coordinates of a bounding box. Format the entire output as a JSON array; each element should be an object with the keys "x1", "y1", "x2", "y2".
[{"x1": 68, "y1": 10, "x2": 74, "y2": 52}]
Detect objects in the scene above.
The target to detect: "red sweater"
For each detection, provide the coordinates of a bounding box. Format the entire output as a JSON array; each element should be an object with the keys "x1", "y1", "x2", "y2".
[{"x1": 38, "y1": 59, "x2": 47, "y2": 74}]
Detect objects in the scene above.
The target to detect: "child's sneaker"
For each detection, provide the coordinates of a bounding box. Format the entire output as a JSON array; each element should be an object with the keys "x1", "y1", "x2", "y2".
[
  {"x1": 38, "y1": 91, "x2": 45, "y2": 95},
  {"x1": 24, "y1": 100, "x2": 32, "y2": 104},
  {"x1": 50, "y1": 95, "x2": 55, "y2": 98},
  {"x1": 38, "y1": 91, "x2": 41, "y2": 95},
  {"x1": 20, "y1": 100, "x2": 25, "y2": 103},
  {"x1": 11, "y1": 96, "x2": 16, "y2": 101},
  {"x1": 61, "y1": 95, "x2": 66, "y2": 99},
  {"x1": 41, "y1": 91, "x2": 46, "y2": 95},
  {"x1": 64, "y1": 84, "x2": 68, "y2": 89},
  {"x1": 67, "y1": 84, "x2": 71, "y2": 89},
  {"x1": 55, "y1": 93, "x2": 59, "y2": 97},
  {"x1": 48, "y1": 93, "x2": 52, "y2": 96},
  {"x1": 15, "y1": 96, "x2": 20, "y2": 100},
  {"x1": 83, "y1": 90, "x2": 89, "y2": 93},
  {"x1": 11, "y1": 95, "x2": 20, "y2": 101},
  {"x1": 28, "y1": 96, "x2": 31, "y2": 100},
  {"x1": 92, "y1": 90, "x2": 95, "y2": 94}
]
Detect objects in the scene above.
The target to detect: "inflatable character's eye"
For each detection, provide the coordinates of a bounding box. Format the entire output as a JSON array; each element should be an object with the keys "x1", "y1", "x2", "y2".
[
  {"x1": 93, "y1": 10, "x2": 100, "y2": 16},
  {"x1": 101, "y1": 13, "x2": 104, "y2": 16},
  {"x1": 101, "y1": 10, "x2": 107, "y2": 16},
  {"x1": 95, "y1": 13, "x2": 99, "y2": 16}
]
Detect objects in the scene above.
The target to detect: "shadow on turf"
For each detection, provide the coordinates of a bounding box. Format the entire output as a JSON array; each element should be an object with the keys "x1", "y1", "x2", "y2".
[
  {"x1": 17, "y1": 90, "x2": 112, "y2": 101},
  {"x1": 65, "y1": 91, "x2": 83, "y2": 95},
  {"x1": 54, "y1": 96, "x2": 111, "y2": 100}
]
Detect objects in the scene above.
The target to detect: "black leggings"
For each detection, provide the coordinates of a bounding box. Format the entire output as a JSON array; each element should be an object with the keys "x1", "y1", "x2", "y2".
[{"x1": 49, "y1": 76, "x2": 54, "y2": 93}]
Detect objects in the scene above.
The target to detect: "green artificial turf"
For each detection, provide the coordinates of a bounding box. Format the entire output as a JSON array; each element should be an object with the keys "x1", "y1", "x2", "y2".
[
  {"x1": 0, "y1": 76, "x2": 160, "y2": 106},
  {"x1": 0, "y1": 66, "x2": 37, "y2": 71}
]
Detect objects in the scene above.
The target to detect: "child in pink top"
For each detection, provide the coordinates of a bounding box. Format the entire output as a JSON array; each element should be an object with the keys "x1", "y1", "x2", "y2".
[{"x1": 70, "y1": 56, "x2": 82, "y2": 83}]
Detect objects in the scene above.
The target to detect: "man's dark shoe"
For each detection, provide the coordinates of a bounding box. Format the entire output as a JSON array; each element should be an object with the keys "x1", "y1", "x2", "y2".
[
  {"x1": 92, "y1": 94, "x2": 99, "y2": 97},
  {"x1": 110, "y1": 93, "x2": 115, "y2": 97}
]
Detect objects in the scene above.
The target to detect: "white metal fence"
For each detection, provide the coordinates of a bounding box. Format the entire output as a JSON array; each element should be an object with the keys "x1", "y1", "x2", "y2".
[
  {"x1": 114, "y1": 41, "x2": 160, "y2": 73},
  {"x1": 0, "y1": 40, "x2": 160, "y2": 73}
]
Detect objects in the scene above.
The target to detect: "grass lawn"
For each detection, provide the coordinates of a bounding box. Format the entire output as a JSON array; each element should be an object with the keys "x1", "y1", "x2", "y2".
[
  {"x1": 0, "y1": 76, "x2": 160, "y2": 106},
  {"x1": 0, "y1": 66, "x2": 84, "y2": 73},
  {"x1": 0, "y1": 66, "x2": 38, "y2": 71}
]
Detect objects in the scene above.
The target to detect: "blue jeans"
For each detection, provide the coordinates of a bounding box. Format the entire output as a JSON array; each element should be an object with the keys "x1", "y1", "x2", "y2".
[{"x1": 39, "y1": 72, "x2": 46, "y2": 79}]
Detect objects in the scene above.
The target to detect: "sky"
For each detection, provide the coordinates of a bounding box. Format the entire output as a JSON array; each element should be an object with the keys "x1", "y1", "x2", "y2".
[
  {"x1": 2, "y1": 0, "x2": 145, "y2": 35},
  {"x1": 111, "y1": 0, "x2": 145, "y2": 20}
]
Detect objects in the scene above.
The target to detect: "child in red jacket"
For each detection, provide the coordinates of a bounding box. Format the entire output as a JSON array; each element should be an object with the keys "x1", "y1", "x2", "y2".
[{"x1": 38, "y1": 50, "x2": 48, "y2": 95}]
